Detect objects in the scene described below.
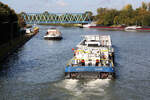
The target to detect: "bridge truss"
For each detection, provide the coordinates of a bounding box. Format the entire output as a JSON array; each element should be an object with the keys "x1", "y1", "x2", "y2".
[{"x1": 21, "y1": 13, "x2": 92, "y2": 24}]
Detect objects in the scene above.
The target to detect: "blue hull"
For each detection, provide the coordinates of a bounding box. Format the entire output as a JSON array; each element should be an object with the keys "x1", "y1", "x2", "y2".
[{"x1": 65, "y1": 66, "x2": 115, "y2": 73}]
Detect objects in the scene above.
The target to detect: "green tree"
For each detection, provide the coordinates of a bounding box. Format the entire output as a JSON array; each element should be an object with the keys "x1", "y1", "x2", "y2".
[
  {"x1": 0, "y1": 1, "x2": 25, "y2": 45},
  {"x1": 85, "y1": 11, "x2": 93, "y2": 17},
  {"x1": 84, "y1": 11, "x2": 93, "y2": 21},
  {"x1": 148, "y1": 2, "x2": 150, "y2": 11},
  {"x1": 96, "y1": 8, "x2": 108, "y2": 25},
  {"x1": 142, "y1": 2, "x2": 147, "y2": 10},
  {"x1": 94, "y1": 2, "x2": 150, "y2": 26},
  {"x1": 113, "y1": 16, "x2": 119, "y2": 25}
]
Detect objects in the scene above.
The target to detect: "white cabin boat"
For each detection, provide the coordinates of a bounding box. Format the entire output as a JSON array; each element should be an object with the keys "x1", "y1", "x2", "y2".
[
  {"x1": 26, "y1": 28, "x2": 33, "y2": 34},
  {"x1": 44, "y1": 28, "x2": 62, "y2": 40},
  {"x1": 82, "y1": 22, "x2": 96, "y2": 28},
  {"x1": 124, "y1": 26, "x2": 142, "y2": 31}
]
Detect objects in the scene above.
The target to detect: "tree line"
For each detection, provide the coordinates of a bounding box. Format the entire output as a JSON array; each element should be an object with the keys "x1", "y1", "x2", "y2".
[
  {"x1": 0, "y1": 2, "x2": 26, "y2": 45},
  {"x1": 93, "y1": 2, "x2": 150, "y2": 26}
]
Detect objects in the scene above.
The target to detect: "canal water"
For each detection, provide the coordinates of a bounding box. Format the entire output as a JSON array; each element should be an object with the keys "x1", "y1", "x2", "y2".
[{"x1": 0, "y1": 25, "x2": 150, "y2": 100}]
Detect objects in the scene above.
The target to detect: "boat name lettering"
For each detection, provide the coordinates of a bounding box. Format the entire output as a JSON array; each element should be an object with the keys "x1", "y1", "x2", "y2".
[{"x1": 95, "y1": 68, "x2": 103, "y2": 70}]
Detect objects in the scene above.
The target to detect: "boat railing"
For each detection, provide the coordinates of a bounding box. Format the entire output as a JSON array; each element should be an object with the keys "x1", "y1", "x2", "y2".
[{"x1": 68, "y1": 57, "x2": 114, "y2": 67}]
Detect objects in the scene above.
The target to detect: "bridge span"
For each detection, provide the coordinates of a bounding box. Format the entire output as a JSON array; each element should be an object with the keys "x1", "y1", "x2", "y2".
[{"x1": 21, "y1": 13, "x2": 92, "y2": 24}]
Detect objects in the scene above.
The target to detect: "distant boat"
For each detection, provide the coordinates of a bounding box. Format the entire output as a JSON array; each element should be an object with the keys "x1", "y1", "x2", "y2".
[
  {"x1": 124, "y1": 26, "x2": 142, "y2": 31},
  {"x1": 44, "y1": 28, "x2": 62, "y2": 40},
  {"x1": 33, "y1": 26, "x2": 39, "y2": 34},
  {"x1": 26, "y1": 26, "x2": 39, "y2": 34},
  {"x1": 81, "y1": 22, "x2": 96, "y2": 28},
  {"x1": 26, "y1": 28, "x2": 33, "y2": 34},
  {"x1": 135, "y1": 26, "x2": 150, "y2": 31},
  {"x1": 89, "y1": 26, "x2": 125, "y2": 30}
]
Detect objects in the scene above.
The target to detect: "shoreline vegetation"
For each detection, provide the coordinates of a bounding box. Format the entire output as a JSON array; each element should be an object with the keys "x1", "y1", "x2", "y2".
[
  {"x1": 94, "y1": 2, "x2": 150, "y2": 27},
  {"x1": 0, "y1": 1, "x2": 26, "y2": 46},
  {"x1": 0, "y1": 1, "x2": 32, "y2": 62}
]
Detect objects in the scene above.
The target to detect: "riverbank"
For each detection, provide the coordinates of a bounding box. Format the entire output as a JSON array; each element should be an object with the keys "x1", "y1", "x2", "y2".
[
  {"x1": 39, "y1": 23, "x2": 82, "y2": 27},
  {"x1": 0, "y1": 32, "x2": 37, "y2": 63},
  {"x1": 82, "y1": 23, "x2": 150, "y2": 31}
]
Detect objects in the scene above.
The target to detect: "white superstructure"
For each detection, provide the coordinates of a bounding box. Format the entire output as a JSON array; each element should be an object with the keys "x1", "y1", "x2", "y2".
[
  {"x1": 124, "y1": 26, "x2": 142, "y2": 31},
  {"x1": 77, "y1": 35, "x2": 112, "y2": 48},
  {"x1": 44, "y1": 28, "x2": 62, "y2": 40},
  {"x1": 82, "y1": 22, "x2": 96, "y2": 28},
  {"x1": 75, "y1": 35, "x2": 113, "y2": 66}
]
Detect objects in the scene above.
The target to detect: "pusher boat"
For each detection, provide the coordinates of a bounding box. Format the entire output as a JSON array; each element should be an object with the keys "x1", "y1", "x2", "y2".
[{"x1": 65, "y1": 35, "x2": 115, "y2": 79}]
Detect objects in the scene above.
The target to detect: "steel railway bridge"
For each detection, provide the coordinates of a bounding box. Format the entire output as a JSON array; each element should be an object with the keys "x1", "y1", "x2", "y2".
[{"x1": 21, "y1": 13, "x2": 92, "y2": 24}]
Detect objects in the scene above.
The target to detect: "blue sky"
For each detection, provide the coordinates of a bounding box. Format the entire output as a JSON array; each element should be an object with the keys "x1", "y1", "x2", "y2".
[{"x1": 1, "y1": 0, "x2": 150, "y2": 14}]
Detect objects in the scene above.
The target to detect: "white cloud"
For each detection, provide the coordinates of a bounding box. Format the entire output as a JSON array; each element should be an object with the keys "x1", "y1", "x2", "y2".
[{"x1": 56, "y1": 0, "x2": 68, "y2": 7}]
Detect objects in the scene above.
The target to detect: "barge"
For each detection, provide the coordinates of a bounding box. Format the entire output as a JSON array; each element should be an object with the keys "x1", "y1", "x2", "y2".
[
  {"x1": 65, "y1": 35, "x2": 115, "y2": 79},
  {"x1": 90, "y1": 25, "x2": 150, "y2": 31},
  {"x1": 89, "y1": 26, "x2": 125, "y2": 30},
  {"x1": 125, "y1": 26, "x2": 150, "y2": 31},
  {"x1": 26, "y1": 26, "x2": 39, "y2": 34},
  {"x1": 44, "y1": 28, "x2": 62, "y2": 40}
]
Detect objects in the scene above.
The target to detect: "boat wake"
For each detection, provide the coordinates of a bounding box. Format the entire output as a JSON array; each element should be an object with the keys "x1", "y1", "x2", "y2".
[
  {"x1": 83, "y1": 79, "x2": 110, "y2": 96},
  {"x1": 56, "y1": 79, "x2": 82, "y2": 96},
  {"x1": 63, "y1": 79, "x2": 79, "y2": 91},
  {"x1": 55, "y1": 79, "x2": 111, "y2": 97},
  {"x1": 84, "y1": 79, "x2": 110, "y2": 89}
]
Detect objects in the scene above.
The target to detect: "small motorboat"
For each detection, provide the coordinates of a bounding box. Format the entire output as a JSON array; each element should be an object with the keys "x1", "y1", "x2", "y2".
[
  {"x1": 81, "y1": 22, "x2": 96, "y2": 28},
  {"x1": 26, "y1": 28, "x2": 33, "y2": 34},
  {"x1": 44, "y1": 28, "x2": 62, "y2": 40},
  {"x1": 33, "y1": 27, "x2": 39, "y2": 34},
  {"x1": 26, "y1": 26, "x2": 39, "y2": 34},
  {"x1": 124, "y1": 26, "x2": 142, "y2": 31}
]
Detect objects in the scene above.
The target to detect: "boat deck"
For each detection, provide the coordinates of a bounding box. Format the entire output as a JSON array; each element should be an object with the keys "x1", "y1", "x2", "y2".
[
  {"x1": 65, "y1": 35, "x2": 115, "y2": 79},
  {"x1": 77, "y1": 35, "x2": 112, "y2": 48}
]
